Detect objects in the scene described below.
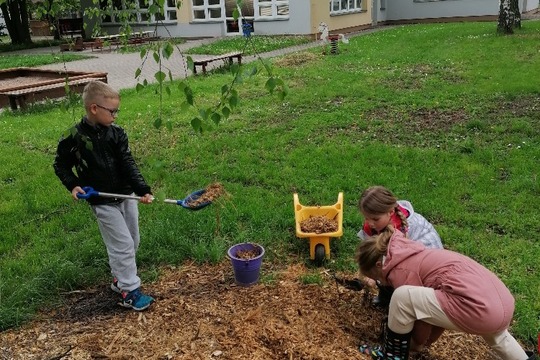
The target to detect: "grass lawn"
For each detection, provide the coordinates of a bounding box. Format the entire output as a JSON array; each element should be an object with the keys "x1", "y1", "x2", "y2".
[
  {"x1": 184, "y1": 34, "x2": 312, "y2": 56},
  {"x1": 0, "y1": 20, "x2": 539, "y2": 348},
  {"x1": 0, "y1": 53, "x2": 91, "y2": 69}
]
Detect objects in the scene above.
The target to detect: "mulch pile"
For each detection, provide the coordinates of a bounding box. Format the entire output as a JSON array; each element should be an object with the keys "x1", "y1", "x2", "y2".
[
  {"x1": 300, "y1": 215, "x2": 338, "y2": 234},
  {"x1": 0, "y1": 262, "x2": 501, "y2": 359}
]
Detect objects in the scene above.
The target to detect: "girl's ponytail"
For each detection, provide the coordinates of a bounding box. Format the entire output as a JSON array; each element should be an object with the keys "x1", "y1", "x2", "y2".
[{"x1": 356, "y1": 225, "x2": 394, "y2": 275}]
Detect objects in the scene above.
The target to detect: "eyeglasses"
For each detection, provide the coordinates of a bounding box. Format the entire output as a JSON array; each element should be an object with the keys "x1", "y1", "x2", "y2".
[{"x1": 95, "y1": 103, "x2": 120, "y2": 117}]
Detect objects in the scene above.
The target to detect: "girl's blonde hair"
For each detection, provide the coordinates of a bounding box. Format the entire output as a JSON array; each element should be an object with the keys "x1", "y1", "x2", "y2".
[
  {"x1": 355, "y1": 225, "x2": 394, "y2": 275},
  {"x1": 82, "y1": 81, "x2": 120, "y2": 107},
  {"x1": 358, "y1": 186, "x2": 408, "y2": 230}
]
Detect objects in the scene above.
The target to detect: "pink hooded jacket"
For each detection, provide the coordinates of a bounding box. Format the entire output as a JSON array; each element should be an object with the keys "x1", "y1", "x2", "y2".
[{"x1": 383, "y1": 231, "x2": 515, "y2": 335}]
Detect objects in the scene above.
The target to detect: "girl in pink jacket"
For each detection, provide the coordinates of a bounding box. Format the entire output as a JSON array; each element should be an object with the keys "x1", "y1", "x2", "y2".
[{"x1": 356, "y1": 226, "x2": 534, "y2": 360}]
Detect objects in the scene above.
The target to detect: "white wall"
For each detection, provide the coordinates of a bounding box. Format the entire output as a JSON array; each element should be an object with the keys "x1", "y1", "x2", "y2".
[
  {"x1": 162, "y1": 0, "x2": 313, "y2": 37},
  {"x1": 522, "y1": 0, "x2": 540, "y2": 12},
  {"x1": 384, "y1": 0, "x2": 498, "y2": 21},
  {"x1": 252, "y1": 0, "x2": 312, "y2": 35}
]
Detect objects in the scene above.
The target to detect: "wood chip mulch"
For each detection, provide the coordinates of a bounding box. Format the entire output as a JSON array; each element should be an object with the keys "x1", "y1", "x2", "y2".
[
  {"x1": 0, "y1": 262, "x2": 501, "y2": 359},
  {"x1": 185, "y1": 182, "x2": 227, "y2": 208},
  {"x1": 300, "y1": 215, "x2": 338, "y2": 234}
]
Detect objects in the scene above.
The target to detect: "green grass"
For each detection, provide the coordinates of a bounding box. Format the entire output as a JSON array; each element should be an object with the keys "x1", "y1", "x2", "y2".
[
  {"x1": 0, "y1": 39, "x2": 64, "y2": 52},
  {"x1": 117, "y1": 36, "x2": 187, "y2": 54},
  {"x1": 1, "y1": 20, "x2": 539, "y2": 347},
  {"x1": 0, "y1": 53, "x2": 92, "y2": 69},
  {"x1": 185, "y1": 34, "x2": 311, "y2": 56}
]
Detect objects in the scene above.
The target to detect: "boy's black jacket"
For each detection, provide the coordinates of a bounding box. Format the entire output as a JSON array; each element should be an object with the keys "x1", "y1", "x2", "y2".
[{"x1": 53, "y1": 117, "x2": 151, "y2": 205}]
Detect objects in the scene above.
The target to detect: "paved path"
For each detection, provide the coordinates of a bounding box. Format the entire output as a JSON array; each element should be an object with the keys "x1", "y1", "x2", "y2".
[
  {"x1": 12, "y1": 37, "x2": 322, "y2": 91},
  {"x1": 8, "y1": 27, "x2": 389, "y2": 91}
]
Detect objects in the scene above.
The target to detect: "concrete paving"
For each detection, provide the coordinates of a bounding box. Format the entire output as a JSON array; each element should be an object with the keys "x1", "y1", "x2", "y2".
[
  {"x1": 8, "y1": 27, "x2": 389, "y2": 91},
  {"x1": 11, "y1": 37, "x2": 322, "y2": 91}
]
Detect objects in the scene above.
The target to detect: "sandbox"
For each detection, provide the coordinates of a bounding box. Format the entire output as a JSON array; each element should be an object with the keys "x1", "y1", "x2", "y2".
[{"x1": 0, "y1": 68, "x2": 108, "y2": 110}]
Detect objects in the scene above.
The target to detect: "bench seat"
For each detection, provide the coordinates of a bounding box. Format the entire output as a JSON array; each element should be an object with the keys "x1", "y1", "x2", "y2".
[{"x1": 192, "y1": 51, "x2": 242, "y2": 74}]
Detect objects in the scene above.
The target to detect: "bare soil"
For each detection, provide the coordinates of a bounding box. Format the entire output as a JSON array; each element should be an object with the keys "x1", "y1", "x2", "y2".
[{"x1": 0, "y1": 262, "x2": 500, "y2": 360}]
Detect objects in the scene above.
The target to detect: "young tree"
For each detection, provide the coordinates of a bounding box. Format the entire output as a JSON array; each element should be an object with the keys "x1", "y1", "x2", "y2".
[{"x1": 0, "y1": 0, "x2": 32, "y2": 45}]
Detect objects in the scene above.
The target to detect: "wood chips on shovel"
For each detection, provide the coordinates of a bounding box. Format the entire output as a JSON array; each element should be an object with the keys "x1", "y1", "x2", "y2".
[{"x1": 184, "y1": 182, "x2": 226, "y2": 208}]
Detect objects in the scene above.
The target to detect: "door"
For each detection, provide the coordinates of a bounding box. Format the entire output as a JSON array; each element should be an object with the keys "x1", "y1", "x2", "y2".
[{"x1": 224, "y1": 0, "x2": 254, "y2": 35}]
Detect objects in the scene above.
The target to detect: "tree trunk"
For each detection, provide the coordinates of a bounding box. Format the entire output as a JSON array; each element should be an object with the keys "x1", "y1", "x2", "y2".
[
  {"x1": 0, "y1": 0, "x2": 32, "y2": 45},
  {"x1": 510, "y1": 0, "x2": 521, "y2": 29},
  {"x1": 497, "y1": 0, "x2": 514, "y2": 34}
]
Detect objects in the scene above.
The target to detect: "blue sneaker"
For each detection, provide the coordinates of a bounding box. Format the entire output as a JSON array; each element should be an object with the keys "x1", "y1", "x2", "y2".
[{"x1": 119, "y1": 288, "x2": 154, "y2": 311}]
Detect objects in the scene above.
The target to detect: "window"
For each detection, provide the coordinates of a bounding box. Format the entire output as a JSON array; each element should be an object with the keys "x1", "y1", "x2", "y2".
[
  {"x1": 329, "y1": 0, "x2": 362, "y2": 14},
  {"x1": 100, "y1": 0, "x2": 178, "y2": 23},
  {"x1": 192, "y1": 0, "x2": 223, "y2": 21},
  {"x1": 255, "y1": 0, "x2": 289, "y2": 19}
]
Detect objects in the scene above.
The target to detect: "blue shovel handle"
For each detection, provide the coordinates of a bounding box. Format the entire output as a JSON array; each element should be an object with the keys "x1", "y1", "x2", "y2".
[
  {"x1": 77, "y1": 186, "x2": 99, "y2": 200},
  {"x1": 76, "y1": 186, "x2": 145, "y2": 201},
  {"x1": 77, "y1": 186, "x2": 211, "y2": 210}
]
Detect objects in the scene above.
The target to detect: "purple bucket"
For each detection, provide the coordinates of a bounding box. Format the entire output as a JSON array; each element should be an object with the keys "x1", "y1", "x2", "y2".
[{"x1": 227, "y1": 243, "x2": 265, "y2": 287}]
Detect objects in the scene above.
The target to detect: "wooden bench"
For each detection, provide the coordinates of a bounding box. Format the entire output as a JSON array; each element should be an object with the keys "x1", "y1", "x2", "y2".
[
  {"x1": 192, "y1": 51, "x2": 242, "y2": 75},
  {"x1": 0, "y1": 76, "x2": 107, "y2": 110}
]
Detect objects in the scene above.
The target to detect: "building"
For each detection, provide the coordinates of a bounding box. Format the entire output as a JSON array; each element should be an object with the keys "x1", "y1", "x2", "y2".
[{"x1": 83, "y1": 0, "x2": 539, "y2": 39}]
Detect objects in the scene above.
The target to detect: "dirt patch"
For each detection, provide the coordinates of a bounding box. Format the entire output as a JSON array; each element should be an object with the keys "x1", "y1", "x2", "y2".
[
  {"x1": 273, "y1": 52, "x2": 319, "y2": 67},
  {"x1": 367, "y1": 107, "x2": 470, "y2": 133},
  {"x1": 0, "y1": 262, "x2": 501, "y2": 360}
]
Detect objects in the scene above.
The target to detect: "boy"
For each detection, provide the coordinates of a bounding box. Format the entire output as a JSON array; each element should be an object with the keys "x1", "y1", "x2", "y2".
[{"x1": 53, "y1": 81, "x2": 154, "y2": 311}]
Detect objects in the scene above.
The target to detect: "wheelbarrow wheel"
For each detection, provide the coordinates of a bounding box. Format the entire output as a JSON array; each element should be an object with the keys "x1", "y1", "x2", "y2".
[{"x1": 314, "y1": 244, "x2": 326, "y2": 266}]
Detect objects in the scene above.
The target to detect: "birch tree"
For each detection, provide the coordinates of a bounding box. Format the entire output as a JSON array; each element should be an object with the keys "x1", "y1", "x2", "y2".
[{"x1": 498, "y1": 0, "x2": 521, "y2": 34}]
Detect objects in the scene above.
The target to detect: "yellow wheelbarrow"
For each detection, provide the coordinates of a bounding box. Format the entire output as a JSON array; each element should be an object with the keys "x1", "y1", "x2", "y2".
[{"x1": 293, "y1": 192, "x2": 344, "y2": 266}]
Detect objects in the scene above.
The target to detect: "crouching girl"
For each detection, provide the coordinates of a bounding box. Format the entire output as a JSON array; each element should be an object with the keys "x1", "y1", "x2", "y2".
[{"x1": 356, "y1": 226, "x2": 534, "y2": 360}]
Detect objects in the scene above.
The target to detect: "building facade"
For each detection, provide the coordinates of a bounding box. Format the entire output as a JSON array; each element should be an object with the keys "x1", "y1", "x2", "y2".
[{"x1": 83, "y1": 0, "x2": 539, "y2": 39}]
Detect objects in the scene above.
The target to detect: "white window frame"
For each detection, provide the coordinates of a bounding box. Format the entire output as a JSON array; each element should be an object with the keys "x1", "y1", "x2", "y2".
[
  {"x1": 101, "y1": 0, "x2": 178, "y2": 24},
  {"x1": 191, "y1": 0, "x2": 224, "y2": 22},
  {"x1": 254, "y1": 0, "x2": 289, "y2": 20},
  {"x1": 329, "y1": 0, "x2": 362, "y2": 15}
]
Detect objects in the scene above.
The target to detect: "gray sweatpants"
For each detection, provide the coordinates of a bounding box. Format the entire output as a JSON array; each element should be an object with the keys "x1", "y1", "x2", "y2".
[
  {"x1": 91, "y1": 199, "x2": 141, "y2": 292},
  {"x1": 389, "y1": 285, "x2": 528, "y2": 360}
]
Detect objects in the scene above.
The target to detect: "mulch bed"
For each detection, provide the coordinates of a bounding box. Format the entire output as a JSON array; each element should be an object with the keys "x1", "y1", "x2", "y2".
[{"x1": 0, "y1": 262, "x2": 501, "y2": 359}]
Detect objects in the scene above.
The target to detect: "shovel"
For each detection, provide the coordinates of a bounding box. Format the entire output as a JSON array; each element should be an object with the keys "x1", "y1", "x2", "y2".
[
  {"x1": 76, "y1": 186, "x2": 212, "y2": 210},
  {"x1": 332, "y1": 273, "x2": 365, "y2": 291}
]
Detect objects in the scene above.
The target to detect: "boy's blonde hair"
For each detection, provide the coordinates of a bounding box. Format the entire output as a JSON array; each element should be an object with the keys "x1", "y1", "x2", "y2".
[
  {"x1": 355, "y1": 225, "x2": 394, "y2": 276},
  {"x1": 82, "y1": 81, "x2": 120, "y2": 108},
  {"x1": 358, "y1": 185, "x2": 408, "y2": 229}
]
